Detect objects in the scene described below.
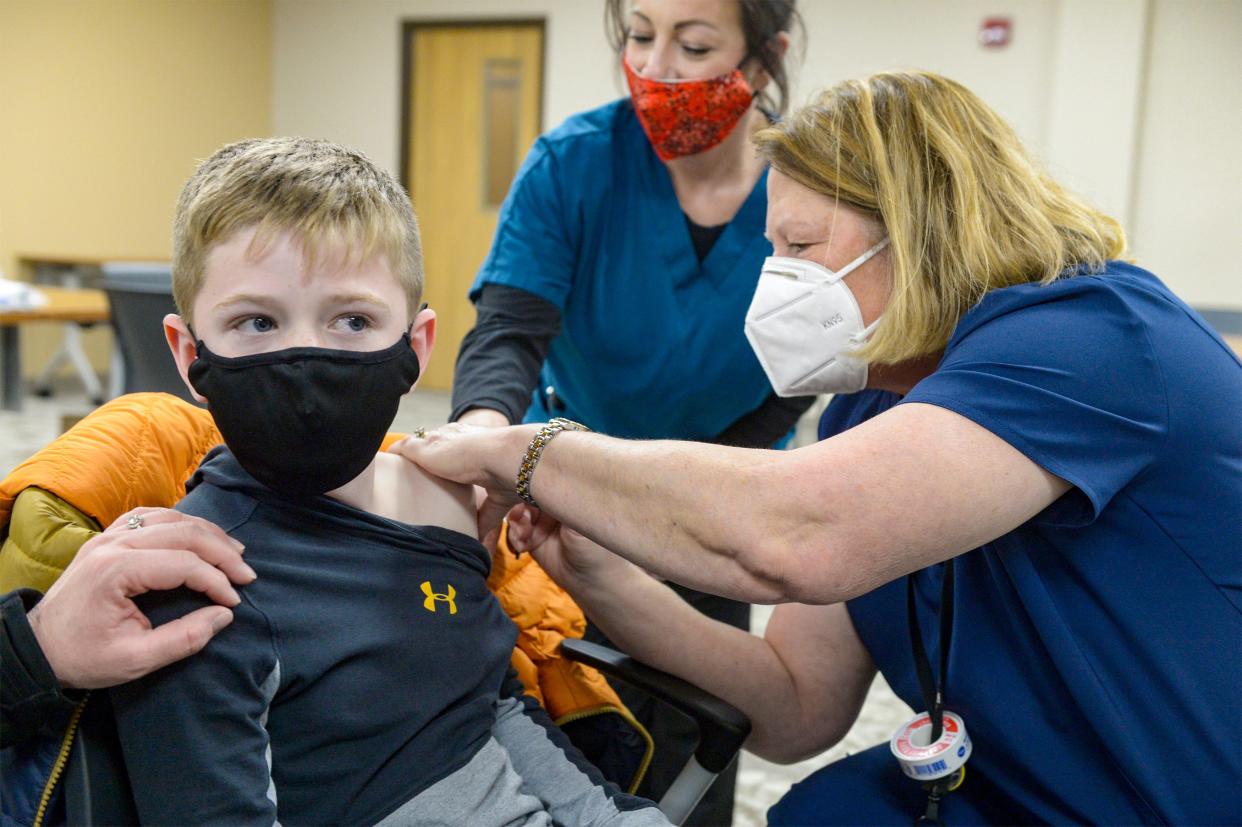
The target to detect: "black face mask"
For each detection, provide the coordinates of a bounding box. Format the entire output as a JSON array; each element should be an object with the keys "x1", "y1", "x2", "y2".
[{"x1": 187, "y1": 333, "x2": 422, "y2": 498}]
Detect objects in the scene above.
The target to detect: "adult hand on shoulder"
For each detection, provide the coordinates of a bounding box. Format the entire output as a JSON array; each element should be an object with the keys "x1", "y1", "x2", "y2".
[
  {"x1": 389, "y1": 422, "x2": 534, "y2": 491},
  {"x1": 389, "y1": 422, "x2": 540, "y2": 539},
  {"x1": 26, "y1": 508, "x2": 257, "y2": 689}
]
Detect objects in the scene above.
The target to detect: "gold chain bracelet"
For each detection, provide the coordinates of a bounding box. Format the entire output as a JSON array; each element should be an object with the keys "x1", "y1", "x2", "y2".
[{"x1": 515, "y1": 417, "x2": 590, "y2": 509}]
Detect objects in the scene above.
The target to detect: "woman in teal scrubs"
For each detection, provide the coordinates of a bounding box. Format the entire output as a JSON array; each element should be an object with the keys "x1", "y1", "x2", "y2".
[
  {"x1": 452, "y1": 0, "x2": 805, "y2": 442},
  {"x1": 449, "y1": 2, "x2": 804, "y2": 822}
]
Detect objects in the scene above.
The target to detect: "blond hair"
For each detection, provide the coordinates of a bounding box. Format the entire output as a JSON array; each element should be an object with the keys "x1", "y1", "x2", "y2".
[
  {"x1": 754, "y1": 71, "x2": 1126, "y2": 364},
  {"x1": 172, "y1": 137, "x2": 422, "y2": 325}
]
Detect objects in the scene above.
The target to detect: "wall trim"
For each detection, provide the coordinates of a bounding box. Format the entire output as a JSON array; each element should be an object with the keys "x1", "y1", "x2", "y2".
[{"x1": 1194, "y1": 307, "x2": 1242, "y2": 335}]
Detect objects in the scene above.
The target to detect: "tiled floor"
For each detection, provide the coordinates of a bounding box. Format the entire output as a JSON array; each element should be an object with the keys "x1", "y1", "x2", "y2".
[{"x1": 0, "y1": 380, "x2": 911, "y2": 826}]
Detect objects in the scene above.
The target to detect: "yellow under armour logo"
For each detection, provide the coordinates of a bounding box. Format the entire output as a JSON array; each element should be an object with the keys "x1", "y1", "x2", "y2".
[{"x1": 421, "y1": 581, "x2": 457, "y2": 615}]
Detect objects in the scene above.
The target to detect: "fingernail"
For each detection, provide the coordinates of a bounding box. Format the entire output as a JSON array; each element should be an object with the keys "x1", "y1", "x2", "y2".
[
  {"x1": 242, "y1": 564, "x2": 258, "y2": 582},
  {"x1": 225, "y1": 587, "x2": 241, "y2": 606},
  {"x1": 211, "y1": 609, "x2": 234, "y2": 632},
  {"x1": 232, "y1": 539, "x2": 246, "y2": 552}
]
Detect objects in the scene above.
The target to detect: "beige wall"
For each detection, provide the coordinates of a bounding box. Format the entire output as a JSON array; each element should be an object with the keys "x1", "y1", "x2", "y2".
[
  {"x1": 274, "y1": 0, "x2": 1242, "y2": 315},
  {"x1": 797, "y1": 1, "x2": 1057, "y2": 157},
  {"x1": 1129, "y1": 0, "x2": 1242, "y2": 311},
  {"x1": 4, "y1": 0, "x2": 1233, "y2": 379},
  {"x1": 273, "y1": 0, "x2": 1059, "y2": 176},
  {"x1": 273, "y1": 0, "x2": 614, "y2": 172},
  {"x1": 0, "y1": 0, "x2": 272, "y2": 375}
]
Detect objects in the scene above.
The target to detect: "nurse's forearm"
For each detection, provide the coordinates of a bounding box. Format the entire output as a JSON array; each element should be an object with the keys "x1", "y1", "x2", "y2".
[
  {"x1": 400, "y1": 424, "x2": 855, "y2": 604},
  {"x1": 529, "y1": 433, "x2": 804, "y2": 604},
  {"x1": 563, "y1": 562, "x2": 812, "y2": 760}
]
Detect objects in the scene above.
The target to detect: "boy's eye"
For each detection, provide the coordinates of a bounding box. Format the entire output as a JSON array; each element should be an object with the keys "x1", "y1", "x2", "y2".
[
  {"x1": 239, "y1": 316, "x2": 275, "y2": 334},
  {"x1": 334, "y1": 314, "x2": 371, "y2": 333}
]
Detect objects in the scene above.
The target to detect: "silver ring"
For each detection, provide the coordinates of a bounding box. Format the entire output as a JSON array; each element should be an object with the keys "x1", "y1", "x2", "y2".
[{"x1": 126, "y1": 514, "x2": 144, "y2": 530}]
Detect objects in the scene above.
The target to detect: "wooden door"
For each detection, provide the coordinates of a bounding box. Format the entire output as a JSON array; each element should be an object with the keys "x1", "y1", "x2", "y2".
[{"x1": 403, "y1": 21, "x2": 544, "y2": 391}]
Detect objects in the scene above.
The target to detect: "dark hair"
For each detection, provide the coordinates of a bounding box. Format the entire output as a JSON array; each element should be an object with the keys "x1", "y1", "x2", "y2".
[{"x1": 605, "y1": 0, "x2": 803, "y2": 115}]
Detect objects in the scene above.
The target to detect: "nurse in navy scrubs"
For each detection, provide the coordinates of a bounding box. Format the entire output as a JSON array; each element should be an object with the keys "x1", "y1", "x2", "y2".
[
  {"x1": 402, "y1": 69, "x2": 1242, "y2": 825},
  {"x1": 450, "y1": 2, "x2": 803, "y2": 822}
]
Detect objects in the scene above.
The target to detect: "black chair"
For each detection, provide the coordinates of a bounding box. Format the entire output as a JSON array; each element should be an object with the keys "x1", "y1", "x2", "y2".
[
  {"x1": 101, "y1": 262, "x2": 197, "y2": 404},
  {"x1": 563, "y1": 639, "x2": 751, "y2": 824}
]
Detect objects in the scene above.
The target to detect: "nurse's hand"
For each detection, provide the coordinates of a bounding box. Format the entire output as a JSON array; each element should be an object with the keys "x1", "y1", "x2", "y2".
[
  {"x1": 390, "y1": 423, "x2": 540, "y2": 537},
  {"x1": 503, "y1": 503, "x2": 560, "y2": 559},
  {"x1": 508, "y1": 505, "x2": 641, "y2": 594}
]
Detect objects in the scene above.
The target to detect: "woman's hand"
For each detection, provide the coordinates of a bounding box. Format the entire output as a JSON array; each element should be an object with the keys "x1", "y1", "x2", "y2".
[
  {"x1": 390, "y1": 422, "x2": 540, "y2": 539},
  {"x1": 506, "y1": 504, "x2": 642, "y2": 593},
  {"x1": 27, "y1": 508, "x2": 257, "y2": 689},
  {"x1": 389, "y1": 422, "x2": 534, "y2": 492}
]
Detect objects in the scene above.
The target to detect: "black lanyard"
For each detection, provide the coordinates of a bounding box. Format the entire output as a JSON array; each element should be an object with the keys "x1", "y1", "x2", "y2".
[
  {"x1": 908, "y1": 558, "x2": 957, "y2": 826},
  {"x1": 907, "y1": 557, "x2": 955, "y2": 741}
]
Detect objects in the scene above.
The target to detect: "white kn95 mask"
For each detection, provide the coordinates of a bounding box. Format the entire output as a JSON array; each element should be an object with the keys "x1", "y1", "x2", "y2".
[{"x1": 743, "y1": 238, "x2": 889, "y2": 397}]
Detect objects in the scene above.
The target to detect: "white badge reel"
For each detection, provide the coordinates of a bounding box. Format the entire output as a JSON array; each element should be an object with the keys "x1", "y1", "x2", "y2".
[{"x1": 890, "y1": 710, "x2": 971, "y2": 783}]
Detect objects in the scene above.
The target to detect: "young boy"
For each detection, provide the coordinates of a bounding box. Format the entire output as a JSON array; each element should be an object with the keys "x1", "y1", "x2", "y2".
[{"x1": 109, "y1": 137, "x2": 668, "y2": 826}]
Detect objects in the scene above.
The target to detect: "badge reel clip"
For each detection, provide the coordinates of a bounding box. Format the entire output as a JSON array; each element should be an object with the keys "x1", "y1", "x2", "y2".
[{"x1": 892, "y1": 558, "x2": 970, "y2": 825}]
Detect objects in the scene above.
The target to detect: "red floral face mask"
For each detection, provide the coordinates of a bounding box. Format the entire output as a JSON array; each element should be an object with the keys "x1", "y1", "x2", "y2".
[{"x1": 623, "y1": 59, "x2": 755, "y2": 162}]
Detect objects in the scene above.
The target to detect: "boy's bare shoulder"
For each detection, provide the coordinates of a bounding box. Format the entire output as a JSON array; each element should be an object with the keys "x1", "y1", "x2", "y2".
[{"x1": 365, "y1": 452, "x2": 477, "y2": 538}]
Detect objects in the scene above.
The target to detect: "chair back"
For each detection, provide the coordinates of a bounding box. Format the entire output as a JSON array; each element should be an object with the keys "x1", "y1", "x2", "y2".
[{"x1": 101, "y1": 262, "x2": 196, "y2": 404}]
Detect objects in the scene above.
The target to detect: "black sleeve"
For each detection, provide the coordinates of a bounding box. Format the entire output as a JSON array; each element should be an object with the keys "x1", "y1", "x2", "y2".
[
  {"x1": 110, "y1": 588, "x2": 280, "y2": 825},
  {"x1": 1, "y1": 589, "x2": 81, "y2": 748},
  {"x1": 709, "y1": 392, "x2": 816, "y2": 448},
  {"x1": 450, "y1": 284, "x2": 562, "y2": 424}
]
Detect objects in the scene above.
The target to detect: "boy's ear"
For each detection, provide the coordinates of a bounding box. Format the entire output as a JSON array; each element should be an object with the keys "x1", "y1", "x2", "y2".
[
  {"x1": 408, "y1": 306, "x2": 436, "y2": 379},
  {"x1": 162, "y1": 313, "x2": 208, "y2": 403}
]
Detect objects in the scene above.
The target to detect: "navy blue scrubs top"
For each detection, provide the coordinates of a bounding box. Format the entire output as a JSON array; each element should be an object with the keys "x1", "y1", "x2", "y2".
[
  {"x1": 470, "y1": 99, "x2": 773, "y2": 439},
  {"x1": 815, "y1": 262, "x2": 1241, "y2": 824}
]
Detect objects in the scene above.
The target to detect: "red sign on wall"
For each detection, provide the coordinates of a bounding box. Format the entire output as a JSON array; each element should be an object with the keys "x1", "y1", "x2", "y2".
[{"x1": 979, "y1": 17, "x2": 1013, "y2": 48}]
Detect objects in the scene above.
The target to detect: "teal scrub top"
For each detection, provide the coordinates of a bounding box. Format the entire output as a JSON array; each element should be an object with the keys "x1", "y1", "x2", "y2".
[{"x1": 470, "y1": 99, "x2": 773, "y2": 440}]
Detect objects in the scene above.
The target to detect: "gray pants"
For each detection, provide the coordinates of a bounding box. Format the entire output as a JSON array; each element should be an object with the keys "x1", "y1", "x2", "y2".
[{"x1": 377, "y1": 696, "x2": 671, "y2": 826}]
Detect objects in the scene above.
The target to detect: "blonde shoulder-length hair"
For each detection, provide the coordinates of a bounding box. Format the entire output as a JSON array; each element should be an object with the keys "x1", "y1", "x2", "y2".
[{"x1": 753, "y1": 70, "x2": 1126, "y2": 364}]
